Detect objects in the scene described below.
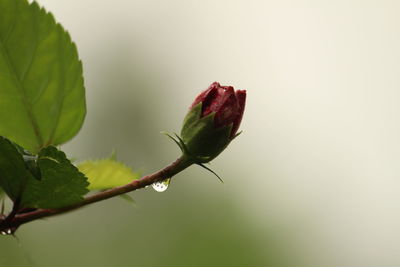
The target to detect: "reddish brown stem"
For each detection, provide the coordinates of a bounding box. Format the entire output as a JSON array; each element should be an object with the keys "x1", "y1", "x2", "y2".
[{"x1": 0, "y1": 156, "x2": 192, "y2": 232}]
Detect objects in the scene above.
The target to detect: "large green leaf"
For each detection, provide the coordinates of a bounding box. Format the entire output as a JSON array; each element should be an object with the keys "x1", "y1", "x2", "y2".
[
  {"x1": 0, "y1": 0, "x2": 86, "y2": 153},
  {"x1": 21, "y1": 146, "x2": 89, "y2": 209},
  {"x1": 78, "y1": 158, "x2": 140, "y2": 190}
]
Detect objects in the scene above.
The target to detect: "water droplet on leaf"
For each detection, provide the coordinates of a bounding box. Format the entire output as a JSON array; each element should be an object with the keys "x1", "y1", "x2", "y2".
[{"x1": 152, "y1": 178, "x2": 171, "y2": 192}]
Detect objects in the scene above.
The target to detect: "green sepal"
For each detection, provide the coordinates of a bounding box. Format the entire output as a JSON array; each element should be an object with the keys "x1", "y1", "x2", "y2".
[
  {"x1": 181, "y1": 103, "x2": 203, "y2": 138},
  {"x1": 161, "y1": 131, "x2": 188, "y2": 155},
  {"x1": 180, "y1": 103, "x2": 232, "y2": 163},
  {"x1": 197, "y1": 163, "x2": 224, "y2": 183}
]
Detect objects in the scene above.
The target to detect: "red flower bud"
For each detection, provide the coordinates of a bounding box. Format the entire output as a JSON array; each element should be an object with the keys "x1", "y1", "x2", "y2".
[
  {"x1": 190, "y1": 82, "x2": 246, "y2": 138},
  {"x1": 179, "y1": 82, "x2": 246, "y2": 163}
]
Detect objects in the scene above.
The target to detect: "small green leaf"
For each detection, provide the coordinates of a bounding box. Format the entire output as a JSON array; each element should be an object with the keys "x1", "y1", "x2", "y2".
[
  {"x1": 21, "y1": 146, "x2": 89, "y2": 209},
  {"x1": 78, "y1": 158, "x2": 140, "y2": 190},
  {"x1": 0, "y1": 136, "x2": 35, "y2": 201},
  {"x1": 0, "y1": 0, "x2": 86, "y2": 153}
]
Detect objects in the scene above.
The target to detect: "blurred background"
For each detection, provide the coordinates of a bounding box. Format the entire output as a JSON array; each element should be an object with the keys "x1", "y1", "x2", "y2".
[{"x1": 1, "y1": 0, "x2": 400, "y2": 266}]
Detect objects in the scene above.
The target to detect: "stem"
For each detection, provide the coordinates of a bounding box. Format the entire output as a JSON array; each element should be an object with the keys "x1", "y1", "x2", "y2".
[{"x1": 0, "y1": 156, "x2": 192, "y2": 231}]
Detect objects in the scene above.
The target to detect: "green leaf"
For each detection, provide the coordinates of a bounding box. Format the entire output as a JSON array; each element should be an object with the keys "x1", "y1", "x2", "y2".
[
  {"x1": 12, "y1": 141, "x2": 42, "y2": 179},
  {"x1": 78, "y1": 158, "x2": 140, "y2": 190},
  {"x1": 0, "y1": 0, "x2": 86, "y2": 153},
  {"x1": 21, "y1": 146, "x2": 89, "y2": 209},
  {"x1": 0, "y1": 136, "x2": 35, "y2": 201}
]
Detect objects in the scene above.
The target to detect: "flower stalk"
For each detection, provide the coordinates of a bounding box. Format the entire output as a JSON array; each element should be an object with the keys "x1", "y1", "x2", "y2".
[{"x1": 0, "y1": 156, "x2": 192, "y2": 232}]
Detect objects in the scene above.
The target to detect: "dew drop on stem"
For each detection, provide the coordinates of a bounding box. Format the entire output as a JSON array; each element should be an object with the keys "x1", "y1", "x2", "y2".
[
  {"x1": 152, "y1": 178, "x2": 171, "y2": 192},
  {"x1": 1, "y1": 229, "x2": 12, "y2": 235}
]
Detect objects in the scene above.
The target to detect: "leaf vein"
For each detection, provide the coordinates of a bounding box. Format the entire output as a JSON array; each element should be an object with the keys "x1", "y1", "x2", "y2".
[{"x1": 0, "y1": 40, "x2": 44, "y2": 149}]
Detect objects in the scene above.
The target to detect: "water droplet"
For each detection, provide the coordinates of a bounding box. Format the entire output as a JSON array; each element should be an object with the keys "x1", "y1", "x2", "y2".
[
  {"x1": 152, "y1": 178, "x2": 171, "y2": 192},
  {"x1": 1, "y1": 229, "x2": 12, "y2": 235}
]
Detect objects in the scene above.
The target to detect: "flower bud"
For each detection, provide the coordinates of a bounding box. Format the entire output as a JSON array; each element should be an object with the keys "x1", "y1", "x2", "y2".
[{"x1": 180, "y1": 82, "x2": 246, "y2": 163}]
